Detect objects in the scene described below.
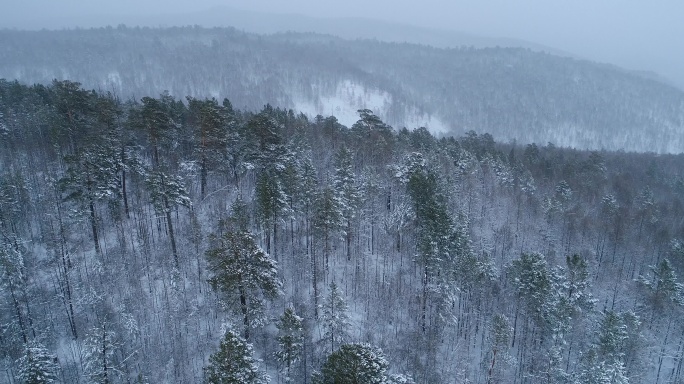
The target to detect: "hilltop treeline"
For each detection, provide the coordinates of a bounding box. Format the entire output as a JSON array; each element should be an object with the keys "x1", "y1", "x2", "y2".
[{"x1": 1, "y1": 26, "x2": 684, "y2": 152}]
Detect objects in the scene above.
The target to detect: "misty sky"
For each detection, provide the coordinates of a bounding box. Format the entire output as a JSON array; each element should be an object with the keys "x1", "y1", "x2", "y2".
[{"x1": 2, "y1": 0, "x2": 683, "y2": 88}]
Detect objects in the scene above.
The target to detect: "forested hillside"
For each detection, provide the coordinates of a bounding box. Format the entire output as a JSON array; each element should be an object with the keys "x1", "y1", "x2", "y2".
[
  {"x1": 2, "y1": 79, "x2": 684, "y2": 383},
  {"x1": 1, "y1": 26, "x2": 683, "y2": 153}
]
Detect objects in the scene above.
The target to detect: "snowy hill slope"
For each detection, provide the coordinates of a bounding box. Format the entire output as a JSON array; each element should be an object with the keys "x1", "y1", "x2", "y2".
[{"x1": 0, "y1": 26, "x2": 682, "y2": 152}]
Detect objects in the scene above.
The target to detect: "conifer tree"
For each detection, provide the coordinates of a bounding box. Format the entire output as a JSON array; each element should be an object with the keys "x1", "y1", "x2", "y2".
[
  {"x1": 145, "y1": 170, "x2": 191, "y2": 267},
  {"x1": 313, "y1": 343, "x2": 389, "y2": 384},
  {"x1": 637, "y1": 258, "x2": 683, "y2": 309},
  {"x1": 333, "y1": 146, "x2": 360, "y2": 261},
  {"x1": 485, "y1": 314, "x2": 513, "y2": 383},
  {"x1": 275, "y1": 307, "x2": 304, "y2": 381},
  {"x1": 204, "y1": 328, "x2": 270, "y2": 384},
  {"x1": 0, "y1": 236, "x2": 30, "y2": 344},
  {"x1": 206, "y1": 229, "x2": 281, "y2": 339},
  {"x1": 187, "y1": 97, "x2": 227, "y2": 197},
  {"x1": 313, "y1": 187, "x2": 342, "y2": 272},
  {"x1": 16, "y1": 341, "x2": 59, "y2": 384},
  {"x1": 60, "y1": 141, "x2": 120, "y2": 256},
  {"x1": 510, "y1": 252, "x2": 551, "y2": 322},
  {"x1": 83, "y1": 321, "x2": 120, "y2": 384},
  {"x1": 321, "y1": 282, "x2": 350, "y2": 354},
  {"x1": 255, "y1": 171, "x2": 287, "y2": 258}
]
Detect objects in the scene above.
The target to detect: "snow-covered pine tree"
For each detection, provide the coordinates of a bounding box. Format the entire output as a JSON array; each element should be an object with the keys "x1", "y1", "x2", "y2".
[
  {"x1": 0, "y1": 236, "x2": 30, "y2": 345},
  {"x1": 484, "y1": 314, "x2": 513, "y2": 383},
  {"x1": 510, "y1": 252, "x2": 551, "y2": 322},
  {"x1": 203, "y1": 328, "x2": 270, "y2": 384},
  {"x1": 145, "y1": 170, "x2": 191, "y2": 267},
  {"x1": 16, "y1": 341, "x2": 59, "y2": 384},
  {"x1": 313, "y1": 187, "x2": 342, "y2": 273},
  {"x1": 206, "y1": 229, "x2": 282, "y2": 340},
  {"x1": 332, "y1": 146, "x2": 360, "y2": 262},
  {"x1": 59, "y1": 141, "x2": 121, "y2": 256},
  {"x1": 255, "y1": 171, "x2": 287, "y2": 259},
  {"x1": 82, "y1": 321, "x2": 121, "y2": 384},
  {"x1": 637, "y1": 258, "x2": 684, "y2": 309},
  {"x1": 320, "y1": 282, "x2": 350, "y2": 354},
  {"x1": 186, "y1": 97, "x2": 227, "y2": 198},
  {"x1": 313, "y1": 343, "x2": 389, "y2": 384},
  {"x1": 275, "y1": 307, "x2": 304, "y2": 382}
]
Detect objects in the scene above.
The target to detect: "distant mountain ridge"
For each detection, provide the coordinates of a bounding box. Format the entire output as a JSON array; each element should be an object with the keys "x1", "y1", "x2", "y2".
[
  {"x1": 0, "y1": 26, "x2": 682, "y2": 153},
  {"x1": 0, "y1": 6, "x2": 563, "y2": 53}
]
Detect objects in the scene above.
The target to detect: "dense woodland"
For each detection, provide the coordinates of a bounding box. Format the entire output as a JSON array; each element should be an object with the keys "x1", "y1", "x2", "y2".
[
  {"x1": 1, "y1": 26, "x2": 684, "y2": 153},
  {"x1": 2, "y1": 79, "x2": 684, "y2": 383}
]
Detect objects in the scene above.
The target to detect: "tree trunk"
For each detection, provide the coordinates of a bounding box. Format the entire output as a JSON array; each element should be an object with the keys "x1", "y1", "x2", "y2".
[
  {"x1": 121, "y1": 148, "x2": 130, "y2": 218},
  {"x1": 163, "y1": 195, "x2": 179, "y2": 268},
  {"x1": 422, "y1": 266, "x2": 428, "y2": 333},
  {"x1": 346, "y1": 220, "x2": 352, "y2": 261},
  {"x1": 88, "y1": 196, "x2": 101, "y2": 256},
  {"x1": 313, "y1": 245, "x2": 319, "y2": 319},
  {"x1": 239, "y1": 284, "x2": 250, "y2": 340},
  {"x1": 8, "y1": 282, "x2": 28, "y2": 344},
  {"x1": 200, "y1": 155, "x2": 207, "y2": 198}
]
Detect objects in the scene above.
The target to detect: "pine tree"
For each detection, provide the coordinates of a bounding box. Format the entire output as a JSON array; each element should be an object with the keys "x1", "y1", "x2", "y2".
[
  {"x1": 402, "y1": 152, "x2": 474, "y2": 332},
  {"x1": 575, "y1": 349, "x2": 630, "y2": 384},
  {"x1": 0, "y1": 171, "x2": 30, "y2": 233},
  {"x1": 145, "y1": 170, "x2": 191, "y2": 267},
  {"x1": 275, "y1": 307, "x2": 304, "y2": 382},
  {"x1": 83, "y1": 321, "x2": 120, "y2": 384},
  {"x1": 313, "y1": 343, "x2": 389, "y2": 384},
  {"x1": 313, "y1": 187, "x2": 342, "y2": 272},
  {"x1": 186, "y1": 97, "x2": 227, "y2": 197},
  {"x1": 510, "y1": 252, "x2": 551, "y2": 322},
  {"x1": 333, "y1": 146, "x2": 360, "y2": 261},
  {"x1": 0, "y1": 236, "x2": 30, "y2": 344},
  {"x1": 204, "y1": 328, "x2": 270, "y2": 384},
  {"x1": 59, "y1": 141, "x2": 121, "y2": 256},
  {"x1": 350, "y1": 109, "x2": 394, "y2": 165},
  {"x1": 255, "y1": 171, "x2": 287, "y2": 258},
  {"x1": 485, "y1": 314, "x2": 513, "y2": 383},
  {"x1": 50, "y1": 80, "x2": 94, "y2": 153},
  {"x1": 206, "y1": 229, "x2": 282, "y2": 339},
  {"x1": 16, "y1": 341, "x2": 59, "y2": 384},
  {"x1": 637, "y1": 258, "x2": 683, "y2": 309},
  {"x1": 321, "y1": 282, "x2": 350, "y2": 353},
  {"x1": 575, "y1": 310, "x2": 640, "y2": 384},
  {"x1": 135, "y1": 94, "x2": 179, "y2": 168},
  {"x1": 565, "y1": 254, "x2": 595, "y2": 315}
]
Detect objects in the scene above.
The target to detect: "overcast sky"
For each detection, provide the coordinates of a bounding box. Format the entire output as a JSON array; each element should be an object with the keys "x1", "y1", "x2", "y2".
[{"x1": 2, "y1": 0, "x2": 683, "y2": 88}]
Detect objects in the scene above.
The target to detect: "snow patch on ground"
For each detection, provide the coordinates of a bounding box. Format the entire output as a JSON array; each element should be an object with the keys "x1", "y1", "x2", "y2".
[
  {"x1": 294, "y1": 80, "x2": 391, "y2": 127},
  {"x1": 294, "y1": 80, "x2": 450, "y2": 135},
  {"x1": 399, "y1": 107, "x2": 450, "y2": 135},
  {"x1": 105, "y1": 71, "x2": 123, "y2": 93}
]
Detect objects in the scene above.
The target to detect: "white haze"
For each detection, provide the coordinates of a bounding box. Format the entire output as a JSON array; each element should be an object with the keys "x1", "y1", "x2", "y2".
[{"x1": 1, "y1": 0, "x2": 683, "y2": 89}]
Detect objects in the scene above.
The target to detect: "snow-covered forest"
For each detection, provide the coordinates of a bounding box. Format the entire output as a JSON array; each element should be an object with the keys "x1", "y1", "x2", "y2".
[
  {"x1": 2, "y1": 78, "x2": 684, "y2": 383},
  {"x1": 2, "y1": 26, "x2": 684, "y2": 153}
]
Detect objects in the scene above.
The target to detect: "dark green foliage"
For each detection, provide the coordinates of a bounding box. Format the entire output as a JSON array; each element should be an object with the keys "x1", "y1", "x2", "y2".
[
  {"x1": 485, "y1": 314, "x2": 513, "y2": 383},
  {"x1": 0, "y1": 171, "x2": 30, "y2": 231},
  {"x1": 16, "y1": 341, "x2": 59, "y2": 384},
  {"x1": 510, "y1": 253, "x2": 550, "y2": 321},
  {"x1": 321, "y1": 282, "x2": 350, "y2": 353},
  {"x1": 204, "y1": 328, "x2": 269, "y2": 384},
  {"x1": 314, "y1": 343, "x2": 389, "y2": 384},
  {"x1": 637, "y1": 259, "x2": 683, "y2": 308},
  {"x1": 187, "y1": 97, "x2": 228, "y2": 197},
  {"x1": 275, "y1": 307, "x2": 304, "y2": 380},
  {"x1": 206, "y1": 229, "x2": 281, "y2": 338}
]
